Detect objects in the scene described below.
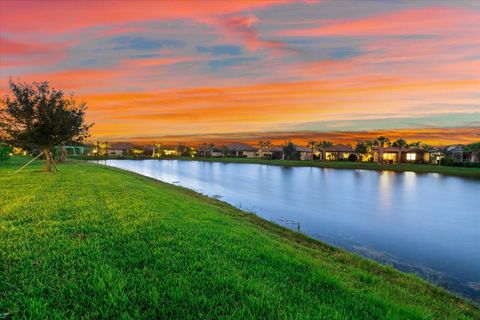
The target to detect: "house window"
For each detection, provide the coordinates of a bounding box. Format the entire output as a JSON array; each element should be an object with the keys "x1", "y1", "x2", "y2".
[
  {"x1": 406, "y1": 153, "x2": 416, "y2": 161},
  {"x1": 383, "y1": 153, "x2": 395, "y2": 160}
]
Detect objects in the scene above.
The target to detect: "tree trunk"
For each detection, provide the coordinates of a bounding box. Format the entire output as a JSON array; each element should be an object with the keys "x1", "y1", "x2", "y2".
[
  {"x1": 43, "y1": 147, "x2": 52, "y2": 172},
  {"x1": 59, "y1": 145, "x2": 66, "y2": 163},
  {"x1": 398, "y1": 150, "x2": 402, "y2": 164}
]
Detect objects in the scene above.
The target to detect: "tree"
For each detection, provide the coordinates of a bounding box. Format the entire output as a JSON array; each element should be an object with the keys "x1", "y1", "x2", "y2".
[
  {"x1": 153, "y1": 143, "x2": 162, "y2": 157},
  {"x1": 176, "y1": 143, "x2": 190, "y2": 157},
  {"x1": 258, "y1": 140, "x2": 272, "y2": 159},
  {"x1": 391, "y1": 139, "x2": 408, "y2": 164},
  {"x1": 219, "y1": 145, "x2": 228, "y2": 157},
  {"x1": 283, "y1": 141, "x2": 298, "y2": 160},
  {"x1": 199, "y1": 143, "x2": 208, "y2": 158},
  {"x1": 0, "y1": 143, "x2": 12, "y2": 162},
  {"x1": 316, "y1": 141, "x2": 333, "y2": 161},
  {"x1": 208, "y1": 143, "x2": 215, "y2": 157},
  {"x1": 0, "y1": 81, "x2": 92, "y2": 171},
  {"x1": 307, "y1": 141, "x2": 317, "y2": 160},
  {"x1": 467, "y1": 142, "x2": 480, "y2": 162},
  {"x1": 355, "y1": 141, "x2": 368, "y2": 161},
  {"x1": 92, "y1": 141, "x2": 109, "y2": 156},
  {"x1": 409, "y1": 141, "x2": 422, "y2": 148},
  {"x1": 374, "y1": 136, "x2": 390, "y2": 164},
  {"x1": 348, "y1": 153, "x2": 358, "y2": 162}
]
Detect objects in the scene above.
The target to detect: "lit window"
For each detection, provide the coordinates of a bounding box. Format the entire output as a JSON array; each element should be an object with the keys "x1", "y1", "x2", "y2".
[{"x1": 406, "y1": 153, "x2": 416, "y2": 161}]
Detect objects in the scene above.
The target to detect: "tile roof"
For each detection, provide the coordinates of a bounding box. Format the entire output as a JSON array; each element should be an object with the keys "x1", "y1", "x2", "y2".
[{"x1": 226, "y1": 143, "x2": 257, "y2": 151}]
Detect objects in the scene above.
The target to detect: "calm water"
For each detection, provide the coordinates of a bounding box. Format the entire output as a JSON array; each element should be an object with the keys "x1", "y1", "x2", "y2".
[{"x1": 98, "y1": 159, "x2": 480, "y2": 300}]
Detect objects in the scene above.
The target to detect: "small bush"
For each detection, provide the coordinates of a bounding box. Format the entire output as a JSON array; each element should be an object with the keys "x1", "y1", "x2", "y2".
[
  {"x1": 440, "y1": 157, "x2": 480, "y2": 168},
  {"x1": 348, "y1": 153, "x2": 358, "y2": 162},
  {"x1": 0, "y1": 144, "x2": 13, "y2": 162}
]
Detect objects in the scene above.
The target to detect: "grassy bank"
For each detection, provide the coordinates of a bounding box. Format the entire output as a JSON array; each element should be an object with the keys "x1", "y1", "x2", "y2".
[{"x1": 1, "y1": 157, "x2": 479, "y2": 319}]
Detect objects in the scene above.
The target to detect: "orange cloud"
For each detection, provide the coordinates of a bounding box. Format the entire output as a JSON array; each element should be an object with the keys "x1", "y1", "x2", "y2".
[{"x1": 101, "y1": 127, "x2": 480, "y2": 146}]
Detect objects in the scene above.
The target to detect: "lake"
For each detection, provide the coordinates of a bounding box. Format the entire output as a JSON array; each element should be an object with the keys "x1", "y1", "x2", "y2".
[{"x1": 97, "y1": 159, "x2": 480, "y2": 301}]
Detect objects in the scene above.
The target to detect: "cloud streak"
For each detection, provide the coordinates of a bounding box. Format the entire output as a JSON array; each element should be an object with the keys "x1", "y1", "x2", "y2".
[{"x1": 1, "y1": 1, "x2": 479, "y2": 144}]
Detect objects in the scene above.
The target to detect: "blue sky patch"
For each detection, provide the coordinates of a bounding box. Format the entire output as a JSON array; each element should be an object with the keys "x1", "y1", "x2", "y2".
[
  {"x1": 113, "y1": 36, "x2": 182, "y2": 51},
  {"x1": 208, "y1": 57, "x2": 257, "y2": 70},
  {"x1": 197, "y1": 45, "x2": 242, "y2": 56}
]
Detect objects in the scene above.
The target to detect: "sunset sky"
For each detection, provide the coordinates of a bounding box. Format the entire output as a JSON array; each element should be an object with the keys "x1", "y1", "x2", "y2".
[{"x1": 1, "y1": 0, "x2": 479, "y2": 145}]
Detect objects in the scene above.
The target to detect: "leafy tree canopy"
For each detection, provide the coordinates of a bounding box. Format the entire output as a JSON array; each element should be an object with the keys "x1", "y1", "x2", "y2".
[{"x1": 0, "y1": 80, "x2": 92, "y2": 171}]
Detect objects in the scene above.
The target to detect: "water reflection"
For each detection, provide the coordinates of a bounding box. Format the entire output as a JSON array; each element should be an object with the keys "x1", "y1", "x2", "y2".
[{"x1": 97, "y1": 159, "x2": 480, "y2": 301}]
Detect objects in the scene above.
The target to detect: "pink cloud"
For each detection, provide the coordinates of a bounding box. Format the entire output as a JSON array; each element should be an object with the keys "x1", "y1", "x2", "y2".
[
  {"x1": 218, "y1": 15, "x2": 287, "y2": 52},
  {"x1": 0, "y1": 0, "x2": 291, "y2": 33},
  {"x1": 0, "y1": 37, "x2": 68, "y2": 67},
  {"x1": 281, "y1": 7, "x2": 480, "y2": 37}
]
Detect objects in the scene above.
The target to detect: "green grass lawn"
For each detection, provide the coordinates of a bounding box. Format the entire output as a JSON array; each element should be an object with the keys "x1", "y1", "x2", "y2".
[{"x1": 1, "y1": 157, "x2": 479, "y2": 319}]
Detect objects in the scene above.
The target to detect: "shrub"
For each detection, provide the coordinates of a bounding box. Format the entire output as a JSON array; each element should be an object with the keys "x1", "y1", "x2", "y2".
[
  {"x1": 440, "y1": 157, "x2": 455, "y2": 166},
  {"x1": 348, "y1": 153, "x2": 358, "y2": 162},
  {"x1": 0, "y1": 144, "x2": 13, "y2": 162}
]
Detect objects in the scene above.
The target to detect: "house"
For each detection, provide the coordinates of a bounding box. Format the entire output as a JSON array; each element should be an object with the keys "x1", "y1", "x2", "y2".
[
  {"x1": 225, "y1": 143, "x2": 257, "y2": 158},
  {"x1": 64, "y1": 145, "x2": 91, "y2": 156},
  {"x1": 268, "y1": 146, "x2": 312, "y2": 160},
  {"x1": 321, "y1": 144, "x2": 355, "y2": 161},
  {"x1": 109, "y1": 142, "x2": 136, "y2": 156},
  {"x1": 446, "y1": 145, "x2": 474, "y2": 162},
  {"x1": 270, "y1": 146, "x2": 285, "y2": 160},
  {"x1": 210, "y1": 148, "x2": 224, "y2": 157},
  {"x1": 296, "y1": 146, "x2": 313, "y2": 160},
  {"x1": 197, "y1": 146, "x2": 223, "y2": 157},
  {"x1": 375, "y1": 147, "x2": 431, "y2": 164},
  {"x1": 256, "y1": 147, "x2": 273, "y2": 159},
  {"x1": 143, "y1": 145, "x2": 154, "y2": 157}
]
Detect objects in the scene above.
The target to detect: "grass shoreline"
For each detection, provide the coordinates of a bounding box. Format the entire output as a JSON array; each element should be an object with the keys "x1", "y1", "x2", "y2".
[{"x1": 1, "y1": 157, "x2": 479, "y2": 318}]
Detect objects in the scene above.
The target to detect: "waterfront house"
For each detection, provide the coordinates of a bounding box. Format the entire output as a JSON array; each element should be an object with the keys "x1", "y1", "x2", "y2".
[
  {"x1": 143, "y1": 145, "x2": 154, "y2": 157},
  {"x1": 226, "y1": 143, "x2": 257, "y2": 158},
  {"x1": 64, "y1": 144, "x2": 91, "y2": 156},
  {"x1": 267, "y1": 146, "x2": 312, "y2": 160},
  {"x1": 270, "y1": 146, "x2": 285, "y2": 160},
  {"x1": 109, "y1": 142, "x2": 136, "y2": 156},
  {"x1": 375, "y1": 147, "x2": 431, "y2": 164},
  {"x1": 321, "y1": 144, "x2": 355, "y2": 161},
  {"x1": 198, "y1": 146, "x2": 224, "y2": 157},
  {"x1": 446, "y1": 145, "x2": 474, "y2": 162},
  {"x1": 296, "y1": 146, "x2": 313, "y2": 160}
]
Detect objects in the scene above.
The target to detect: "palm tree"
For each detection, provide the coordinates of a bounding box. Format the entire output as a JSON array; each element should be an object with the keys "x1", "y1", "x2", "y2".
[
  {"x1": 316, "y1": 141, "x2": 333, "y2": 161},
  {"x1": 199, "y1": 143, "x2": 208, "y2": 158},
  {"x1": 258, "y1": 140, "x2": 272, "y2": 159},
  {"x1": 220, "y1": 145, "x2": 228, "y2": 157},
  {"x1": 153, "y1": 143, "x2": 162, "y2": 158},
  {"x1": 409, "y1": 141, "x2": 422, "y2": 148},
  {"x1": 283, "y1": 141, "x2": 297, "y2": 160},
  {"x1": 466, "y1": 142, "x2": 480, "y2": 162},
  {"x1": 355, "y1": 141, "x2": 368, "y2": 161},
  {"x1": 208, "y1": 143, "x2": 215, "y2": 157},
  {"x1": 258, "y1": 140, "x2": 265, "y2": 159},
  {"x1": 307, "y1": 141, "x2": 317, "y2": 160},
  {"x1": 374, "y1": 136, "x2": 390, "y2": 164},
  {"x1": 391, "y1": 139, "x2": 407, "y2": 164}
]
